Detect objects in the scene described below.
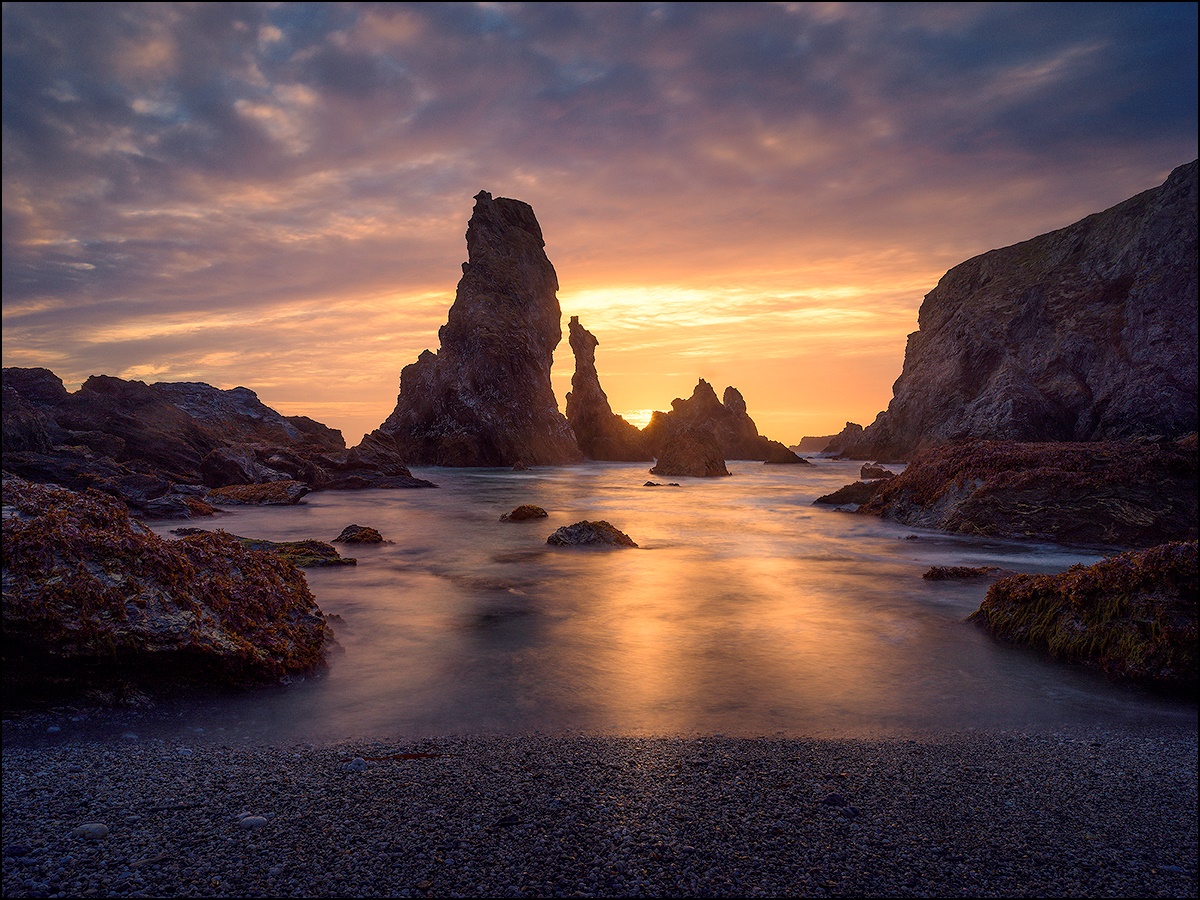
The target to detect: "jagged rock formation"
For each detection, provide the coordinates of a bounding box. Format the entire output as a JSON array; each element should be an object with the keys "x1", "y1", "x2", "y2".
[
  {"x1": 2, "y1": 475, "x2": 332, "y2": 702},
  {"x1": 819, "y1": 423, "x2": 865, "y2": 456},
  {"x1": 642, "y1": 379, "x2": 807, "y2": 464},
  {"x1": 846, "y1": 160, "x2": 1199, "y2": 461},
  {"x1": 376, "y1": 191, "x2": 582, "y2": 466},
  {"x1": 1, "y1": 368, "x2": 434, "y2": 516},
  {"x1": 564, "y1": 316, "x2": 652, "y2": 461}
]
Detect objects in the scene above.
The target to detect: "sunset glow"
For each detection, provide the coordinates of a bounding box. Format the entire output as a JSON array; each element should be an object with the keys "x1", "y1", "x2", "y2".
[{"x1": 3, "y1": 2, "x2": 1196, "y2": 447}]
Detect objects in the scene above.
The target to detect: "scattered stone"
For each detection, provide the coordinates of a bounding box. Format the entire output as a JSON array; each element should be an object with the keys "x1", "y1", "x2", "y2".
[
  {"x1": 71, "y1": 823, "x2": 109, "y2": 840},
  {"x1": 343, "y1": 758, "x2": 369, "y2": 772},
  {"x1": 332, "y1": 524, "x2": 386, "y2": 544},
  {"x1": 547, "y1": 520, "x2": 638, "y2": 548},
  {"x1": 500, "y1": 505, "x2": 548, "y2": 522},
  {"x1": 821, "y1": 793, "x2": 848, "y2": 807},
  {"x1": 237, "y1": 816, "x2": 268, "y2": 831}
]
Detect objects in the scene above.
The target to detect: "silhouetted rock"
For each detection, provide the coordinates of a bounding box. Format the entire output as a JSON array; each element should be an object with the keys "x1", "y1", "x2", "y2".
[
  {"x1": 649, "y1": 423, "x2": 730, "y2": 477},
  {"x1": 1, "y1": 368, "x2": 436, "y2": 509},
  {"x1": 642, "y1": 379, "x2": 809, "y2": 466},
  {"x1": 500, "y1": 504, "x2": 548, "y2": 521},
  {"x1": 923, "y1": 566, "x2": 1003, "y2": 580},
  {"x1": 564, "y1": 316, "x2": 652, "y2": 460},
  {"x1": 857, "y1": 436, "x2": 1198, "y2": 548},
  {"x1": 847, "y1": 160, "x2": 1198, "y2": 461},
  {"x1": 969, "y1": 541, "x2": 1197, "y2": 695},
  {"x1": 2, "y1": 476, "x2": 331, "y2": 701},
  {"x1": 376, "y1": 191, "x2": 582, "y2": 466},
  {"x1": 547, "y1": 520, "x2": 638, "y2": 547},
  {"x1": 792, "y1": 434, "x2": 839, "y2": 454},
  {"x1": 819, "y1": 423, "x2": 864, "y2": 456}
]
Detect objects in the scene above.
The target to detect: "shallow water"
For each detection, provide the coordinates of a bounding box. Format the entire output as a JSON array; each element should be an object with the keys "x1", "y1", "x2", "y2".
[{"x1": 31, "y1": 460, "x2": 1200, "y2": 743}]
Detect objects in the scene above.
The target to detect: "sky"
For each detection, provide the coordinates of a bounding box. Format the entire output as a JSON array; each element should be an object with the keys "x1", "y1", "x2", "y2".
[{"x1": 3, "y1": 2, "x2": 1197, "y2": 448}]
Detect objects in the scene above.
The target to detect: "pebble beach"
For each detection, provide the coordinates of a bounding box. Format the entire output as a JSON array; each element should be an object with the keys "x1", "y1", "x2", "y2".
[{"x1": 2, "y1": 724, "x2": 1196, "y2": 898}]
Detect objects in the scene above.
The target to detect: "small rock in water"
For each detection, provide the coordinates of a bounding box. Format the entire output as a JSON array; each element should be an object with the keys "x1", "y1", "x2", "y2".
[{"x1": 71, "y1": 823, "x2": 109, "y2": 840}]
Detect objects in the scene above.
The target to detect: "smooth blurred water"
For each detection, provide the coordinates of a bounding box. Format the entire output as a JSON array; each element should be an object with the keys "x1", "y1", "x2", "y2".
[{"x1": 109, "y1": 459, "x2": 1192, "y2": 742}]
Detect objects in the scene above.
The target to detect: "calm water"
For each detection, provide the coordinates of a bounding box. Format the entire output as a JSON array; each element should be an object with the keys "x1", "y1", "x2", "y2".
[{"x1": 48, "y1": 460, "x2": 1198, "y2": 742}]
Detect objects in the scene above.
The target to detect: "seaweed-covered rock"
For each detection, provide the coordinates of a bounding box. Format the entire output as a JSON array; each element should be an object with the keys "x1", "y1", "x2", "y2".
[
  {"x1": 1, "y1": 476, "x2": 331, "y2": 701},
  {"x1": 500, "y1": 505, "x2": 548, "y2": 522},
  {"x1": 968, "y1": 541, "x2": 1197, "y2": 695},
  {"x1": 546, "y1": 520, "x2": 638, "y2": 548},
  {"x1": 923, "y1": 565, "x2": 1003, "y2": 580},
  {"x1": 171, "y1": 528, "x2": 356, "y2": 567},
  {"x1": 207, "y1": 481, "x2": 311, "y2": 506},
  {"x1": 856, "y1": 436, "x2": 1198, "y2": 547},
  {"x1": 332, "y1": 524, "x2": 387, "y2": 543},
  {"x1": 861, "y1": 463, "x2": 896, "y2": 480}
]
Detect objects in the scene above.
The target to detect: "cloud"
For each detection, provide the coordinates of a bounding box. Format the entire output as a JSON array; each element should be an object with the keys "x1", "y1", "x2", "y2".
[{"x1": 3, "y1": 2, "x2": 1196, "y2": 444}]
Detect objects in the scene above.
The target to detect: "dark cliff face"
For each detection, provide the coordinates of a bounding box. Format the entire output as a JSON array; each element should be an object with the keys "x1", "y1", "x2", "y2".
[
  {"x1": 378, "y1": 191, "x2": 582, "y2": 466},
  {"x1": 846, "y1": 160, "x2": 1199, "y2": 461},
  {"x1": 564, "y1": 316, "x2": 652, "y2": 461}
]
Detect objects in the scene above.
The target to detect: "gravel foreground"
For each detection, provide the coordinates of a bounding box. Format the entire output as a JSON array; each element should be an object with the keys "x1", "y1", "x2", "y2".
[{"x1": 2, "y1": 727, "x2": 1196, "y2": 898}]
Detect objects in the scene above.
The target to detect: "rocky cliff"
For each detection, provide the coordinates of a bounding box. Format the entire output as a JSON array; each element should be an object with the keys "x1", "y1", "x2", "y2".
[
  {"x1": 564, "y1": 316, "x2": 652, "y2": 461},
  {"x1": 376, "y1": 191, "x2": 582, "y2": 466},
  {"x1": 1, "y1": 367, "x2": 433, "y2": 516},
  {"x1": 845, "y1": 160, "x2": 1199, "y2": 461},
  {"x1": 642, "y1": 379, "x2": 806, "y2": 464}
]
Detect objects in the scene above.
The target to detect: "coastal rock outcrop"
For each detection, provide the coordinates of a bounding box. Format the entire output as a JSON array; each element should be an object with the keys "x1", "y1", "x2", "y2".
[
  {"x1": 855, "y1": 435, "x2": 1198, "y2": 548},
  {"x1": 1, "y1": 368, "x2": 435, "y2": 516},
  {"x1": 642, "y1": 380, "x2": 808, "y2": 465},
  {"x1": 845, "y1": 160, "x2": 1199, "y2": 461},
  {"x1": 969, "y1": 541, "x2": 1197, "y2": 695},
  {"x1": 1, "y1": 476, "x2": 331, "y2": 701},
  {"x1": 564, "y1": 317, "x2": 652, "y2": 461},
  {"x1": 375, "y1": 191, "x2": 582, "y2": 467},
  {"x1": 500, "y1": 504, "x2": 548, "y2": 522}
]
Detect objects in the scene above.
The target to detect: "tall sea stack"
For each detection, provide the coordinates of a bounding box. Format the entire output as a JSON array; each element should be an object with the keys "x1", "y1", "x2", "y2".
[
  {"x1": 373, "y1": 191, "x2": 582, "y2": 466},
  {"x1": 564, "y1": 316, "x2": 652, "y2": 461},
  {"x1": 845, "y1": 160, "x2": 1199, "y2": 461}
]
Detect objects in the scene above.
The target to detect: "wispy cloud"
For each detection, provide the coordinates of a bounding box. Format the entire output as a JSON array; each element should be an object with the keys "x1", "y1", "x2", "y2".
[{"x1": 3, "y1": 2, "x2": 1196, "y2": 444}]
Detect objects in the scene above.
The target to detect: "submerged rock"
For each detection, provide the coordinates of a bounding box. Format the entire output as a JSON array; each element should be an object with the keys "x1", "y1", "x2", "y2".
[
  {"x1": 546, "y1": 520, "x2": 638, "y2": 548},
  {"x1": 860, "y1": 463, "x2": 896, "y2": 480},
  {"x1": 969, "y1": 541, "x2": 1197, "y2": 695},
  {"x1": 1, "y1": 476, "x2": 331, "y2": 701},
  {"x1": 813, "y1": 481, "x2": 884, "y2": 507},
  {"x1": 207, "y1": 481, "x2": 311, "y2": 505},
  {"x1": 375, "y1": 191, "x2": 582, "y2": 466},
  {"x1": 564, "y1": 316, "x2": 652, "y2": 461},
  {"x1": 500, "y1": 504, "x2": 548, "y2": 522},
  {"x1": 171, "y1": 527, "x2": 356, "y2": 567}
]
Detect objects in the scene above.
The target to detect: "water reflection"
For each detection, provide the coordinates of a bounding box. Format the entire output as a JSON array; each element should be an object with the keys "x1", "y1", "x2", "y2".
[{"x1": 100, "y1": 459, "x2": 1196, "y2": 742}]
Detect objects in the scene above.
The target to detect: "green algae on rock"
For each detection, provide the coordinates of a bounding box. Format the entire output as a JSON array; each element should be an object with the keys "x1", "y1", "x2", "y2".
[
  {"x1": 968, "y1": 541, "x2": 1197, "y2": 696},
  {"x1": 2, "y1": 475, "x2": 332, "y2": 701}
]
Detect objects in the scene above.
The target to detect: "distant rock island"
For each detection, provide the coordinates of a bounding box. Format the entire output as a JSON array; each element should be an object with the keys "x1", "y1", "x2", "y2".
[
  {"x1": 642, "y1": 379, "x2": 808, "y2": 473},
  {"x1": 565, "y1": 316, "x2": 652, "y2": 461},
  {"x1": 846, "y1": 159, "x2": 1198, "y2": 461},
  {"x1": 373, "y1": 191, "x2": 582, "y2": 467}
]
